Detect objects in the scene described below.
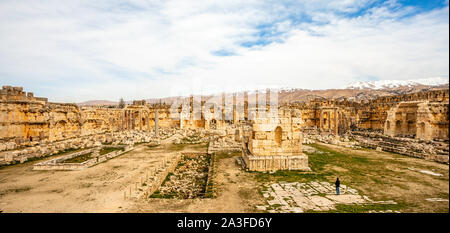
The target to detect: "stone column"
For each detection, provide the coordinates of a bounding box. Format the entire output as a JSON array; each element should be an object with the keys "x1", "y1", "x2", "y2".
[
  {"x1": 255, "y1": 90, "x2": 259, "y2": 119},
  {"x1": 244, "y1": 92, "x2": 248, "y2": 121},
  {"x1": 155, "y1": 107, "x2": 159, "y2": 137},
  {"x1": 139, "y1": 111, "x2": 142, "y2": 131},
  {"x1": 222, "y1": 93, "x2": 225, "y2": 122},
  {"x1": 233, "y1": 93, "x2": 237, "y2": 125},
  {"x1": 328, "y1": 110, "x2": 331, "y2": 129},
  {"x1": 334, "y1": 108, "x2": 338, "y2": 135},
  {"x1": 319, "y1": 109, "x2": 323, "y2": 131}
]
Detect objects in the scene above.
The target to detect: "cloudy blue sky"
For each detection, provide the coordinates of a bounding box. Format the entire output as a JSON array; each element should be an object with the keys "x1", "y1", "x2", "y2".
[{"x1": 0, "y1": 0, "x2": 448, "y2": 102}]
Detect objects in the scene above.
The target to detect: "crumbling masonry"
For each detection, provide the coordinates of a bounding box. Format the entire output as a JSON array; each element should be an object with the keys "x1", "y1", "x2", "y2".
[{"x1": 1, "y1": 85, "x2": 448, "y2": 167}]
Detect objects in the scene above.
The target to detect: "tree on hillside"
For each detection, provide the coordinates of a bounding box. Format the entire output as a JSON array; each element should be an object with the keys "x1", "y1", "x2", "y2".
[{"x1": 119, "y1": 98, "x2": 125, "y2": 108}]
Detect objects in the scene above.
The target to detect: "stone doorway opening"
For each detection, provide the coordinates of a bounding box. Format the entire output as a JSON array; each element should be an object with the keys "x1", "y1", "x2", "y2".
[{"x1": 275, "y1": 126, "x2": 282, "y2": 146}]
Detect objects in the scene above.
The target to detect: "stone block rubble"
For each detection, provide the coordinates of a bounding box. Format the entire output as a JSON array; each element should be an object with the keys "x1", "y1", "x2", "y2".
[
  {"x1": 1, "y1": 86, "x2": 448, "y2": 169},
  {"x1": 303, "y1": 129, "x2": 449, "y2": 164},
  {"x1": 0, "y1": 129, "x2": 171, "y2": 166},
  {"x1": 152, "y1": 153, "x2": 210, "y2": 199}
]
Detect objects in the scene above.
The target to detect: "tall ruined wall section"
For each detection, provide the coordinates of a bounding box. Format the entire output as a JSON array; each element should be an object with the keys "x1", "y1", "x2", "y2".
[
  {"x1": 243, "y1": 106, "x2": 310, "y2": 172},
  {"x1": 0, "y1": 86, "x2": 52, "y2": 143},
  {"x1": 46, "y1": 103, "x2": 82, "y2": 141},
  {"x1": 80, "y1": 107, "x2": 124, "y2": 136},
  {"x1": 148, "y1": 105, "x2": 180, "y2": 129},
  {"x1": 0, "y1": 87, "x2": 181, "y2": 151},
  {"x1": 294, "y1": 89, "x2": 449, "y2": 141},
  {"x1": 0, "y1": 87, "x2": 123, "y2": 144},
  {"x1": 292, "y1": 100, "x2": 359, "y2": 134},
  {"x1": 1, "y1": 85, "x2": 448, "y2": 150},
  {"x1": 351, "y1": 89, "x2": 447, "y2": 133},
  {"x1": 384, "y1": 102, "x2": 448, "y2": 140},
  {"x1": 0, "y1": 97, "x2": 112, "y2": 144}
]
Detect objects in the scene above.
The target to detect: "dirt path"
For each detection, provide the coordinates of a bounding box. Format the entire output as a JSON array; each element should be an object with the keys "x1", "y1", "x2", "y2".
[
  {"x1": 0, "y1": 143, "x2": 177, "y2": 213},
  {"x1": 0, "y1": 135, "x2": 264, "y2": 213}
]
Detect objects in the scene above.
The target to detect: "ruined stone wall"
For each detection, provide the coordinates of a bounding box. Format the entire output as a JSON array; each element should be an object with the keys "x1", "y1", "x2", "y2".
[
  {"x1": 80, "y1": 107, "x2": 124, "y2": 135},
  {"x1": 355, "y1": 89, "x2": 448, "y2": 134},
  {"x1": 0, "y1": 86, "x2": 50, "y2": 143},
  {"x1": 292, "y1": 89, "x2": 448, "y2": 141},
  {"x1": 0, "y1": 99, "x2": 122, "y2": 144},
  {"x1": 47, "y1": 103, "x2": 82, "y2": 141},
  {"x1": 148, "y1": 105, "x2": 180, "y2": 129},
  {"x1": 0, "y1": 87, "x2": 182, "y2": 151},
  {"x1": 384, "y1": 101, "x2": 449, "y2": 140},
  {"x1": 243, "y1": 106, "x2": 310, "y2": 172},
  {"x1": 248, "y1": 107, "x2": 303, "y2": 156},
  {"x1": 1, "y1": 85, "x2": 448, "y2": 163}
]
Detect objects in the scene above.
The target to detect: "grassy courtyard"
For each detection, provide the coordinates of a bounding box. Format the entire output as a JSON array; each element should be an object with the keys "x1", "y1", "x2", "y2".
[{"x1": 254, "y1": 143, "x2": 449, "y2": 213}]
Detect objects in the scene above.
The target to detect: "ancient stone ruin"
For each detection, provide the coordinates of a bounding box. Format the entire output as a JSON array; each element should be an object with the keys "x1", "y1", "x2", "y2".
[
  {"x1": 242, "y1": 106, "x2": 310, "y2": 172},
  {"x1": 1, "y1": 85, "x2": 449, "y2": 168}
]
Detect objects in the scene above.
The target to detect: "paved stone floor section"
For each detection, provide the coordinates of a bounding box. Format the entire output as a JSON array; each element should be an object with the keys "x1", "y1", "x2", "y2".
[{"x1": 257, "y1": 181, "x2": 398, "y2": 213}]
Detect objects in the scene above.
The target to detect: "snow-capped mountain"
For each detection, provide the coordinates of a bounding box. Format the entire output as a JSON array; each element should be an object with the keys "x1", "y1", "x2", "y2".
[{"x1": 345, "y1": 77, "x2": 449, "y2": 90}]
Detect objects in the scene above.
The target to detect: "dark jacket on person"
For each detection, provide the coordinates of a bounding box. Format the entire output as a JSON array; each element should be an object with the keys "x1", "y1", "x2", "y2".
[{"x1": 335, "y1": 179, "x2": 340, "y2": 187}]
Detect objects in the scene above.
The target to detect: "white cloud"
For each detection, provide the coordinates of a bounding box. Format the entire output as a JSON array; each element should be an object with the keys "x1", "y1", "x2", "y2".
[{"x1": 0, "y1": 0, "x2": 448, "y2": 102}]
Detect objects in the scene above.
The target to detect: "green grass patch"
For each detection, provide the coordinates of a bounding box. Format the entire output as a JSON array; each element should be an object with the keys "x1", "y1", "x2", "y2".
[
  {"x1": 166, "y1": 143, "x2": 189, "y2": 151},
  {"x1": 215, "y1": 151, "x2": 240, "y2": 160},
  {"x1": 99, "y1": 147, "x2": 124, "y2": 155},
  {"x1": 256, "y1": 143, "x2": 447, "y2": 212},
  {"x1": 0, "y1": 147, "x2": 92, "y2": 170},
  {"x1": 63, "y1": 152, "x2": 93, "y2": 163},
  {"x1": 147, "y1": 144, "x2": 160, "y2": 148}
]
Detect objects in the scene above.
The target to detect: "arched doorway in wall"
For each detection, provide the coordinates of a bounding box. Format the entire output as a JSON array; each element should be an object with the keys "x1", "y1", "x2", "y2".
[
  {"x1": 407, "y1": 120, "x2": 415, "y2": 137},
  {"x1": 275, "y1": 126, "x2": 282, "y2": 146}
]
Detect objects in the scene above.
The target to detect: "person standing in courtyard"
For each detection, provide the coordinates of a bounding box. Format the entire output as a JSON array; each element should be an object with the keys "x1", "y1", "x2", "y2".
[{"x1": 335, "y1": 177, "x2": 340, "y2": 195}]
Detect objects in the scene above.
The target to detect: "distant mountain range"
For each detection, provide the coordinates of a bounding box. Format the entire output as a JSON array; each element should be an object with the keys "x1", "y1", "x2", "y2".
[
  {"x1": 345, "y1": 77, "x2": 448, "y2": 90},
  {"x1": 77, "y1": 77, "x2": 449, "y2": 106},
  {"x1": 77, "y1": 100, "x2": 120, "y2": 106}
]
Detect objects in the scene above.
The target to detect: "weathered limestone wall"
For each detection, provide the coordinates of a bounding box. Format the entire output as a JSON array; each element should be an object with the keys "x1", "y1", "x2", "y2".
[
  {"x1": 0, "y1": 87, "x2": 181, "y2": 151},
  {"x1": 384, "y1": 101, "x2": 449, "y2": 140},
  {"x1": 291, "y1": 89, "x2": 448, "y2": 141},
  {"x1": 149, "y1": 106, "x2": 180, "y2": 129},
  {"x1": 80, "y1": 107, "x2": 124, "y2": 135},
  {"x1": 1, "y1": 85, "x2": 447, "y2": 167},
  {"x1": 248, "y1": 108, "x2": 303, "y2": 156},
  {"x1": 243, "y1": 106, "x2": 310, "y2": 172}
]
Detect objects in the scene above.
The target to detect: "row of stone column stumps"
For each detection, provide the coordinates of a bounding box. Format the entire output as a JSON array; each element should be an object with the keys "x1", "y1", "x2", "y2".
[
  {"x1": 123, "y1": 153, "x2": 182, "y2": 200},
  {"x1": 204, "y1": 152, "x2": 217, "y2": 198}
]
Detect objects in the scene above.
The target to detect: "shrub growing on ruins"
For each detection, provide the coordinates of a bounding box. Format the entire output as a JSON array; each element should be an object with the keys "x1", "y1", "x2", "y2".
[{"x1": 119, "y1": 97, "x2": 125, "y2": 108}]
